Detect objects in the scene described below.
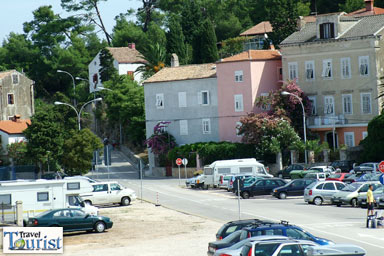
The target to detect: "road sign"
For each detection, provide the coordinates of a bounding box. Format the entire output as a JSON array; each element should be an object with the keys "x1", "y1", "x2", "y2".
[
  {"x1": 379, "y1": 161, "x2": 384, "y2": 173},
  {"x1": 176, "y1": 158, "x2": 182, "y2": 166},
  {"x1": 380, "y1": 174, "x2": 384, "y2": 185},
  {"x1": 182, "y1": 158, "x2": 188, "y2": 166}
]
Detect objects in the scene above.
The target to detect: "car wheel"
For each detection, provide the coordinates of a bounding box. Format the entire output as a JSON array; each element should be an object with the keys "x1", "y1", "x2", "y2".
[
  {"x1": 94, "y1": 221, "x2": 106, "y2": 233},
  {"x1": 336, "y1": 203, "x2": 341, "y2": 207},
  {"x1": 242, "y1": 191, "x2": 250, "y2": 199},
  {"x1": 121, "y1": 196, "x2": 131, "y2": 206},
  {"x1": 279, "y1": 192, "x2": 287, "y2": 199},
  {"x1": 351, "y1": 198, "x2": 357, "y2": 207},
  {"x1": 314, "y1": 197, "x2": 323, "y2": 206},
  {"x1": 84, "y1": 200, "x2": 92, "y2": 205}
]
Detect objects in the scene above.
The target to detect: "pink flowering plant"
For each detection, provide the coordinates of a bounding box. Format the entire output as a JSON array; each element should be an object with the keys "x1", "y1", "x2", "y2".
[{"x1": 145, "y1": 121, "x2": 176, "y2": 155}]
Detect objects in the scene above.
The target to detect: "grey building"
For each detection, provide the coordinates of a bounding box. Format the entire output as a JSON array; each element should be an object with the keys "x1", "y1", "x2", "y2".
[
  {"x1": 144, "y1": 63, "x2": 218, "y2": 168},
  {"x1": 0, "y1": 70, "x2": 34, "y2": 120}
]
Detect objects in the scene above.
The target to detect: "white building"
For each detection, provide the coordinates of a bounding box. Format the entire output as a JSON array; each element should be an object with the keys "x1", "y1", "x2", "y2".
[{"x1": 0, "y1": 116, "x2": 30, "y2": 154}]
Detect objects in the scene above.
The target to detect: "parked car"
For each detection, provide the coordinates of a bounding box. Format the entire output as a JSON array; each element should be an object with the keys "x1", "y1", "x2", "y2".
[
  {"x1": 227, "y1": 174, "x2": 255, "y2": 192},
  {"x1": 219, "y1": 175, "x2": 232, "y2": 189},
  {"x1": 358, "y1": 185, "x2": 384, "y2": 208},
  {"x1": 277, "y1": 164, "x2": 305, "y2": 179},
  {"x1": 331, "y1": 182, "x2": 382, "y2": 207},
  {"x1": 290, "y1": 166, "x2": 335, "y2": 179},
  {"x1": 307, "y1": 244, "x2": 366, "y2": 256},
  {"x1": 353, "y1": 162, "x2": 379, "y2": 173},
  {"x1": 240, "y1": 178, "x2": 287, "y2": 199},
  {"x1": 303, "y1": 172, "x2": 327, "y2": 181},
  {"x1": 272, "y1": 179, "x2": 316, "y2": 199},
  {"x1": 342, "y1": 173, "x2": 366, "y2": 183},
  {"x1": 330, "y1": 160, "x2": 355, "y2": 172},
  {"x1": 27, "y1": 208, "x2": 113, "y2": 233},
  {"x1": 233, "y1": 176, "x2": 265, "y2": 195},
  {"x1": 215, "y1": 219, "x2": 275, "y2": 240},
  {"x1": 208, "y1": 230, "x2": 242, "y2": 256},
  {"x1": 326, "y1": 173, "x2": 352, "y2": 182},
  {"x1": 304, "y1": 181, "x2": 346, "y2": 205}
]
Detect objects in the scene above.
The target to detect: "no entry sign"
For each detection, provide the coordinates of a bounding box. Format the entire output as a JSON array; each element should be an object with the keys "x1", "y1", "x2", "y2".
[{"x1": 176, "y1": 158, "x2": 182, "y2": 166}]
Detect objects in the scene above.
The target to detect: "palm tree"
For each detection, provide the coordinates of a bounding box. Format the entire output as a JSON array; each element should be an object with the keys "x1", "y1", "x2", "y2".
[{"x1": 136, "y1": 43, "x2": 166, "y2": 80}]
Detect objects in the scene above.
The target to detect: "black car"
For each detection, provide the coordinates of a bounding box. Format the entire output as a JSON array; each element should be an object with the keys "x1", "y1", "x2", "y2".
[
  {"x1": 215, "y1": 219, "x2": 274, "y2": 240},
  {"x1": 240, "y1": 178, "x2": 287, "y2": 199},
  {"x1": 330, "y1": 160, "x2": 355, "y2": 172},
  {"x1": 277, "y1": 164, "x2": 305, "y2": 179},
  {"x1": 272, "y1": 179, "x2": 316, "y2": 199}
]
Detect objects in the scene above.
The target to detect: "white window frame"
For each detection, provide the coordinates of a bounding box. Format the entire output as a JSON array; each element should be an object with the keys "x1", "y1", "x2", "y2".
[
  {"x1": 308, "y1": 96, "x2": 317, "y2": 115},
  {"x1": 324, "y1": 96, "x2": 334, "y2": 115},
  {"x1": 236, "y1": 122, "x2": 242, "y2": 137},
  {"x1": 198, "y1": 91, "x2": 210, "y2": 106},
  {"x1": 178, "y1": 92, "x2": 187, "y2": 108},
  {"x1": 235, "y1": 70, "x2": 243, "y2": 82},
  {"x1": 362, "y1": 131, "x2": 368, "y2": 139},
  {"x1": 288, "y1": 62, "x2": 298, "y2": 81},
  {"x1": 340, "y1": 57, "x2": 351, "y2": 79},
  {"x1": 342, "y1": 94, "x2": 353, "y2": 115},
  {"x1": 305, "y1": 61, "x2": 315, "y2": 81},
  {"x1": 7, "y1": 93, "x2": 14, "y2": 105},
  {"x1": 12, "y1": 73, "x2": 19, "y2": 85},
  {"x1": 179, "y1": 120, "x2": 188, "y2": 135},
  {"x1": 344, "y1": 132, "x2": 355, "y2": 147},
  {"x1": 322, "y1": 59, "x2": 333, "y2": 79},
  {"x1": 234, "y1": 94, "x2": 244, "y2": 112},
  {"x1": 202, "y1": 119, "x2": 211, "y2": 134},
  {"x1": 359, "y1": 56, "x2": 369, "y2": 76},
  {"x1": 155, "y1": 93, "x2": 164, "y2": 109},
  {"x1": 260, "y1": 93, "x2": 270, "y2": 110},
  {"x1": 361, "y1": 93, "x2": 372, "y2": 114}
]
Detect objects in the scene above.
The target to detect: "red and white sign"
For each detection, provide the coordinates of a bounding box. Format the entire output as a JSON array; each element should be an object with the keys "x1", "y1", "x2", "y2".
[
  {"x1": 176, "y1": 158, "x2": 182, "y2": 166},
  {"x1": 379, "y1": 161, "x2": 384, "y2": 173}
]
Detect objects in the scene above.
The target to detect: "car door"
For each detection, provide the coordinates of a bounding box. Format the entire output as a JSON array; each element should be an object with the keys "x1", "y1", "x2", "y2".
[
  {"x1": 251, "y1": 180, "x2": 265, "y2": 196},
  {"x1": 109, "y1": 183, "x2": 123, "y2": 203},
  {"x1": 290, "y1": 180, "x2": 304, "y2": 196},
  {"x1": 321, "y1": 182, "x2": 336, "y2": 202},
  {"x1": 52, "y1": 209, "x2": 73, "y2": 231},
  {"x1": 91, "y1": 184, "x2": 109, "y2": 204},
  {"x1": 70, "y1": 209, "x2": 94, "y2": 230},
  {"x1": 264, "y1": 179, "x2": 278, "y2": 195}
]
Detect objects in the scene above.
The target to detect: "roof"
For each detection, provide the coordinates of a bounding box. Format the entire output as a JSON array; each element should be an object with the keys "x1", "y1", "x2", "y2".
[
  {"x1": 0, "y1": 119, "x2": 31, "y2": 134},
  {"x1": 144, "y1": 63, "x2": 217, "y2": 84},
  {"x1": 347, "y1": 7, "x2": 384, "y2": 17},
  {"x1": 280, "y1": 14, "x2": 384, "y2": 46},
  {"x1": 220, "y1": 50, "x2": 281, "y2": 63},
  {"x1": 106, "y1": 47, "x2": 146, "y2": 64},
  {"x1": 240, "y1": 21, "x2": 272, "y2": 36}
]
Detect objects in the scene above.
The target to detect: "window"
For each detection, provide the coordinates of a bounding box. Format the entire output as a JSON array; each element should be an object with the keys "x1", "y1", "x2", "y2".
[
  {"x1": 285, "y1": 228, "x2": 311, "y2": 240},
  {"x1": 202, "y1": 119, "x2": 211, "y2": 134},
  {"x1": 178, "y1": 92, "x2": 187, "y2": 108},
  {"x1": 278, "y1": 244, "x2": 302, "y2": 256},
  {"x1": 362, "y1": 131, "x2": 368, "y2": 139},
  {"x1": 320, "y1": 22, "x2": 335, "y2": 39},
  {"x1": 0, "y1": 194, "x2": 11, "y2": 207},
  {"x1": 260, "y1": 93, "x2": 270, "y2": 110},
  {"x1": 340, "y1": 57, "x2": 351, "y2": 79},
  {"x1": 234, "y1": 94, "x2": 244, "y2": 112},
  {"x1": 67, "y1": 182, "x2": 80, "y2": 190},
  {"x1": 110, "y1": 183, "x2": 121, "y2": 191},
  {"x1": 359, "y1": 56, "x2": 369, "y2": 76},
  {"x1": 68, "y1": 196, "x2": 82, "y2": 206},
  {"x1": 236, "y1": 121, "x2": 242, "y2": 137},
  {"x1": 323, "y1": 182, "x2": 335, "y2": 190},
  {"x1": 308, "y1": 96, "x2": 317, "y2": 115},
  {"x1": 92, "y1": 184, "x2": 108, "y2": 192},
  {"x1": 336, "y1": 183, "x2": 346, "y2": 190},
  {"x1": 342, "y1": 94, "x2": 353, "y2": 114},
  {"x1": 71, "y1": 209, "x2": 86, "y2": 217},
  {"x1": 361, "y1": 93, "x2": 371, "y2": 114},
  {"x1": 7, "y1": 94, "x2": 14, "y2": 105},
  {"x1": 198, "y1": 91, "x2": 210, "y2": 105},
  {"x1": 344, "y1": 132, "x2": 355, "y2": 147},
  {"x1": 288, "y1": 62, "x2": 298, "y2": 80},
  {"x1": 12, "y1": 74, "x2": 19, "y2": 84},
  {"x1": 235, "y1": 70, "x2": 243, "y2": 82},
  {"x1": 155, "y1": 93, "x2": 164, "y2": 109},
  {"x1": 217, "y1": 168, "x2": 231, "y2": 174},
  {"x1": 37, "y1": 192, "x2": 49, "y2": 202},
  {"x1": 322, "y1": 59, "x2": 332, "y2": 79},
  {"x1": 324, "y1": 96, "x2": 334, "y2": 115},
  {"x1": 305, "y1": 61, "x2": 315, "y2": 81},
  {"x1": 179, "y1": 120, "x2": 188, "y2": 135},
  {"x1": 53, "y1": 210, "x2": 71, "y2": 218},
  {"x1": 239, "y1": 167, "x2": 253, "y2": 173}
]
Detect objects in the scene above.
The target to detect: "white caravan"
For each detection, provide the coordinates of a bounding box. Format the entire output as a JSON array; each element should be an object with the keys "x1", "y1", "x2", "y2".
[
  {"x1": 0, "y1": 179, "x2": 98, "y2": 224},
  {"x1": 198, "y1": 158, "x2": 272, "y2": 189}
]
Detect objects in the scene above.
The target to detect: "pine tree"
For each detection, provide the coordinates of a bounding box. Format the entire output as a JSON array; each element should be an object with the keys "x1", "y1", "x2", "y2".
[
  {"x1": 166, "y1": 15, "x2": 187, "y2": 65},
  {"x1": 193, "y1": 19, "x2": 219, "y2": 64},
  {"x1": 181, "y1": 0, "x2": 203, "y2": 44},
  {"x1": 99, "y1": 48, "x2": 117, "y2": 83}
]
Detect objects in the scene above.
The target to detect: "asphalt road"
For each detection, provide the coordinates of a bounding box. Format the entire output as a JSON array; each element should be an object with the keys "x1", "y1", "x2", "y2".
[{"x1": 89, "y1": 149, "x2": 384, "y2": 255}]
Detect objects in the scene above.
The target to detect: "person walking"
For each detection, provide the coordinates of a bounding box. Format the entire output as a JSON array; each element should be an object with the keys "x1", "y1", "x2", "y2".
[{"x1": 367, "y1": 184, "x2": 376, "y2": 216}]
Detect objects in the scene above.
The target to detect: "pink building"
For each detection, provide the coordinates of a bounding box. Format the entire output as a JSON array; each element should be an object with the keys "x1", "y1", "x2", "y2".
[{"x1": 216, "y1": 50, "x2": 282, "y2": 142}]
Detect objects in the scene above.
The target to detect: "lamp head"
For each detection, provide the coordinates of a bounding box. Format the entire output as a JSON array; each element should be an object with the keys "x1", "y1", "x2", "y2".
[
  {"x1": 281, "y1": 91, "x2": 290, "y2": 96},
  {"x1": 54, "y1": 101, "x2": 63, "y2": 105},
  {"x1": 57, "y1": 70, "x2": 63, "y2": 73},
  {"x1": 94, "y1": 97, "x2": 103, "y2": 102}
]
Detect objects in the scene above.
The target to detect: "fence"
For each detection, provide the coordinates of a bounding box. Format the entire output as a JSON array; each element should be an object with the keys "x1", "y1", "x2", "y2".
[
  {"x1": 0, "y1": 203, "x2": 16, "y2": 225},
  {"x1": 0, "y1": 165, "x2": 38, "y2": 181}
]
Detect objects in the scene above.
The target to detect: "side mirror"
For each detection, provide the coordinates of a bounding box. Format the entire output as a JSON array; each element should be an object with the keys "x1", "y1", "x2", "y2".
[
  {"x1": 85, "y1": 214, "x2": 90, "y2": 218},
  {"x1": 80, "y1": 202, "x2": 85, "y2": 207}
]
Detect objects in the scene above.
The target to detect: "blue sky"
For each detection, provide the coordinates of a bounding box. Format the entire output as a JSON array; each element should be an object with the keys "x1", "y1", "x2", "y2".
[{"x1": 0, "y1": 0, "x2": 141, "y2": 42}]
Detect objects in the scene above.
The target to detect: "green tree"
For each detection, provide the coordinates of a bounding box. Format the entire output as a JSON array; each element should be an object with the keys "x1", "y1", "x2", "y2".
[
  {"x1": 181, "y1": 0, "x2": 203, "y2": 44},
  {"x1": 61, "y1": 128, "x2": 103, "y2": 175},
  {"x1": 146, "y1": 22, "x2": 167, "y2": 51},
  {"x1": 193, "y1": 19, "x2": 219, "y2": 64},
  {"x1": 166, "y1": 15, "x2": 187, "y2": 64},
  {"x1": 7, "y1": 142, "x2": 32, "y2": 165},
  {"x1": 360, "y1": 114, "x2": 384, "y2": 162},
  {"x1": 135, "y1": 43, "x2": 166, "y2": 79},
  {"x1": 339, "y1": 0, "x2": 365, "y2": 12},
  {"x1": 99, "y1": 47, "x2": 117, "y2": 83},
  {"x1": 215, "y1": 14, "x2": 243, "y2": 42}
]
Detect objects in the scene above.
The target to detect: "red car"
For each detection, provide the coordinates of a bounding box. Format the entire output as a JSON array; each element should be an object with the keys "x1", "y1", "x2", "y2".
[{"x1": 326, "y1": 173, "x2": 351, "y2": 181}]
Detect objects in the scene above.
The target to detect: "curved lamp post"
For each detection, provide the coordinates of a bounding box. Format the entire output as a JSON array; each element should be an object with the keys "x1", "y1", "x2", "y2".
[
  {"x1": 281, "y1": 91, "x2": 307, "y2": 165},
  {"x1": 54, "y1": 98, "x2": 102, "y2": 130},
  {"x1": 58, "y1": 70, "x2": 76, "y2": 106}
]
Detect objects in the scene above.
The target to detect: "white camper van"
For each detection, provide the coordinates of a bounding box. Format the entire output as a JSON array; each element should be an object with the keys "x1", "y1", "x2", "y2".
[
  {"x1": 0, "y1": 179, "x2": 98, "y2": 224},
  {"x1": 198, "y1": 158, "x2": 272, "y2": 189}
]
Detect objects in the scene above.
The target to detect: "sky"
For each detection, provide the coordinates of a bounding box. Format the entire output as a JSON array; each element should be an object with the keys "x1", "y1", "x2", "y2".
[{"x1": 0, "y1": 0, "x2": 141, "y2": 43}]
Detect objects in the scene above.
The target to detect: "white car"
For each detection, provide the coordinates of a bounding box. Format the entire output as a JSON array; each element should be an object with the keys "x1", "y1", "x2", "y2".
[
  {"x1": 80, "y1": 181, "x2": 136, "y2": 206},
  {"x1": 239, "y1": 239, "x2": 318, "y2": 256},
  {"x1": 308, "y1": 166, "x2": 336, "y2": 174}
]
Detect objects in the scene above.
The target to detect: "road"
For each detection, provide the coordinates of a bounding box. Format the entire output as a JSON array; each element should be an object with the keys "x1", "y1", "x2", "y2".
[{"x1": 88, "y1": 149, "x2": 384, "y2": 255}]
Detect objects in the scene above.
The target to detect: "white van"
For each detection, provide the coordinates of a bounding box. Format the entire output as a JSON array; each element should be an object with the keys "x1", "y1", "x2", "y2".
[
  {"x1": 0, "y1": 179, "x2": 98, "y2": 224},
  {"x1": 197, "y1": 158, "x2": 272, "y2": 189}
]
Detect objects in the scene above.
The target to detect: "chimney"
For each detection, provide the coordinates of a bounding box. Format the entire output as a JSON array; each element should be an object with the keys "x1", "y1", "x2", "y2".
[
  {"x1": 171, "y1": 53, "x2": 179, "y2": 67},
  {"x1": 270, "y1": 44, "x2": 275, "y2": 50},
  {"x1": 13, "y1": 114, "x2": 21, "y2": 122},
  {"x1": 297, "y1": 16, "x2": 306, "y2": 31},
  {"x1": 128, "y1": 43, "x2": 136, "y2": 49},
  {"x1": 365, "y1": 0, "x2": 374, "y2": 12}
]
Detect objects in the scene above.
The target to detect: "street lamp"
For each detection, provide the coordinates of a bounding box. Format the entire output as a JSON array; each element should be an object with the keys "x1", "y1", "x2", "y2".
[
  {"x1": 281, "y1": 91, "x2": 307, "y2": 164},
  {"x1": 54, "y1": 98, "x2": 103, "y2": 130},
  {"x1": 57, "y1": 70, "x2": 76, "y2": 106}
]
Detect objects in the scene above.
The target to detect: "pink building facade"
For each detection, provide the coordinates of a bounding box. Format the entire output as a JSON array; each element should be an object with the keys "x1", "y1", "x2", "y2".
[{"x1": 216, "y1": 50, "x2": 282, "y2": 142}]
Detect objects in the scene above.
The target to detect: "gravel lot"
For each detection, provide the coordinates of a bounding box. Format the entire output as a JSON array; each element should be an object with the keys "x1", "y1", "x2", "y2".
[{"x1": 59, "y1": 201, "x2": 221, "y2": 256}]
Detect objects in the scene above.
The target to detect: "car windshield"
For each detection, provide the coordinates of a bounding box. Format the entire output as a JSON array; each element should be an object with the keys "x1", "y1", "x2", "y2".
[
  {"x1": 222, "y1": 230, "x2": 241, "y2": 242},
  {"x1": 328, "y1": 174, "x2": 341, "y2": 179},
  {"x1": 34, "y1": 210, "x2": 52, "y2": 218},
  {"x1": 342, "y1": 183, "x2": 360, "y2": 192}
]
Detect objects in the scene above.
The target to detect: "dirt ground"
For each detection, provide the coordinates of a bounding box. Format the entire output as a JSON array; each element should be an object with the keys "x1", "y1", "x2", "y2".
[{"x1": 56, "y1": 201, "x2": 221, "y2": 256}]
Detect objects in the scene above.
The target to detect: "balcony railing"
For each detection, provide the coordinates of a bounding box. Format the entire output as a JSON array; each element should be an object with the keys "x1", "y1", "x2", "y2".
[{"x1": 307, "y1": 115, "x2": 347, "y2": 127}]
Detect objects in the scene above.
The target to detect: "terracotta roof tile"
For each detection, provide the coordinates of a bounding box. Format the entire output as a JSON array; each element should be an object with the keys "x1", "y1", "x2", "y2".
[
  {"x1": 144, "y1": 63, "x2": 217, "y2": 84},
  {"x1": 240, "y1": 21, "x2": 272, "y2": 36},
  {"x1": 0, "y1": 119, "x2": 31, "y2": 134},
  {"x1": 347, "y1": 7, "x2": 384, "y2": 16},
  {"x1": 220, "y1": 50, "x2": 281, "y2": 62},
  {"x1": 106, "y1": 47, "x2": 146, "y2": 64}
]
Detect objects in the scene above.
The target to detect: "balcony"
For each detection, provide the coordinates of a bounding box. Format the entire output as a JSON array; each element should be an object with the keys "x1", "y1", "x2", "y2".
[{"x1": 307, "y1": 115, "x2": 347, "y2": 128}]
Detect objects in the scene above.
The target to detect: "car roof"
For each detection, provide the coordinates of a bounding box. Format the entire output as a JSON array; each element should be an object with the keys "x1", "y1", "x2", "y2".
[
  {"x1": 248, "y1": 239, "x2": 317, "y2": 245},
  {"x1": 243, "y1": 223, "x2": 298, "y2": 231},
  {"x1": 226, "y1": 219, "x2": 267, "y2": 225}
]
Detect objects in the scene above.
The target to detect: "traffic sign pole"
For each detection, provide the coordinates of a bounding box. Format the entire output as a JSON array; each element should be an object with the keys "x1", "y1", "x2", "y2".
[
  {"x1": 176, "y1": 158, "x2": 182, "y2": 186},
  {"x1": 182, "y1": 158, "x2": 188, "y2": 179},
  {"x1": 178, "y1": 165, "x2": 181, "y2": 186}
]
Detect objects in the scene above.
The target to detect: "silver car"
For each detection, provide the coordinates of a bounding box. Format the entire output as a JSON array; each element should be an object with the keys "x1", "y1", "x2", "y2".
[
  {"x1": 304, "y1": 181, "x2": 346, "y2": 206},
  {"x1": 358, "y1": 185, "x2": 384, "y2": 208},
  {"x1": 332, "y1": 182, "x2": 382, "y2": 207}
]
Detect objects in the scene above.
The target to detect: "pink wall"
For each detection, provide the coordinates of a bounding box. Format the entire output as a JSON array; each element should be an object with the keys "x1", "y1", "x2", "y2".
[{"x1": 217, "y1": 59, "x2": 282, "y2": 142}]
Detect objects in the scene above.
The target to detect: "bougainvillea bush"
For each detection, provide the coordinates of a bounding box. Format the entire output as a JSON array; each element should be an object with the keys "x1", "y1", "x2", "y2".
[{"x1": 145, "y1": 121, "x2": 176, "y2": 155}]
